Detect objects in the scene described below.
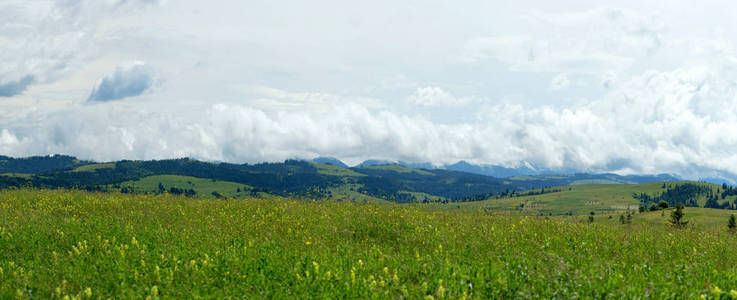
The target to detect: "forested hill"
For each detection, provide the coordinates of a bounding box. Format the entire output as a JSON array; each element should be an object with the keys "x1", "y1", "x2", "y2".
[
  {"x1": 0, "y1": 155, "x2": 677, "y2": 203},
  {"x1": 0, "y1": 155, "x2": 85, "y2": 174}
]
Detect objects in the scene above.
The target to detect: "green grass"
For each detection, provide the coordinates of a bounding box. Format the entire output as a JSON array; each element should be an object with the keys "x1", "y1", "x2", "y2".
[
  {"x1": 326, "y1": 183, "x2": 391, "y2": 204},
  {"x1": 634, "y1": 207, "x2": 737, "y2": 231},
  {"x1": 312, "y1": 163, "x2": 365, "y2": 177},
  {"x1": 460, "y1": 183, "x2": 667, "y2": 215},
  {"x1": 116, "y1": 175, "x2": 251, "y2": 198},
  {"x1": 4, "y1": 189, "x2": 737, "y2": 298},
  {"x1": 458, "y1": 181, "x2": 737, "y2": 216},
  {"x1": 70, "y1": 163, "x2": 115, "y2": 172}
]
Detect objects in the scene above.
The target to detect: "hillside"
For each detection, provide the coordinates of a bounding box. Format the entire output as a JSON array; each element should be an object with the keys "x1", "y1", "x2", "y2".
[
  {"x1": 459, "y1": 181, "x2": 737, "y2": 216},
  {"x1": 0, "y1": 155, "x2": 691, "y2": 208}
]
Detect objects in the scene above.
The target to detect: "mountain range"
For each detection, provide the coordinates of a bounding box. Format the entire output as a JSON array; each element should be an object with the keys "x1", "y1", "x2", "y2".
[
  {"x1": 0, "y1": 154, "x2": 683, "y2": 203},
  {"x1": 310, "y1": 157, "x2": 681, "y2": 181}
]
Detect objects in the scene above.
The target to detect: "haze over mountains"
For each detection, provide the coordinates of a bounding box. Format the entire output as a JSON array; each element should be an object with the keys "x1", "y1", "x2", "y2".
[{"x1": 311, "y1": 156, "x2": 686, "y2": 183}]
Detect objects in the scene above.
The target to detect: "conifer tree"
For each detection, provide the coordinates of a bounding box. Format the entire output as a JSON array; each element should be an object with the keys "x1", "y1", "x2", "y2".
[{"x1": 669, "y1": 204, "x2": 688, "y2": 229}]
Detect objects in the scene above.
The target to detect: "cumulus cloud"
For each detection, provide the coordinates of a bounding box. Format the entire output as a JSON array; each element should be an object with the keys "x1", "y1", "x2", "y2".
[
  {"x1": 88, "y1": 61, "x2": 158, "y2": 101},
  {"x1": 4, "y1": 2, "x2": 737, "y2": 183},
  {"x1": 406, "y1": 87, "x2": 471, "y2": 106},
  {"x1": 0, "y1": 0, "x2": 165, "y2": 100},
  {"x1": 3, "y1": 62, "x2": 737, "y2": 182}
]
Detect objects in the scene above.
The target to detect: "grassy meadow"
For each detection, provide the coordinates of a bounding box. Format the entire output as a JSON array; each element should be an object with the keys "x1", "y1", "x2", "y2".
[
  {"x1": 115, "y1": 175, "x2": 252, "y2": 199},
  {"x1": 461, "y1": 182, "x2": 727, "y2": 215},
  {"x1": 3, "y1": 188, "x2": 737, "y2": 298}
]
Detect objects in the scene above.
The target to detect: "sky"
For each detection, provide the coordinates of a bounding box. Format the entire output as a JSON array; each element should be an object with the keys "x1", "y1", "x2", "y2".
[{"x1": 2, "y1": 0, "x2": 737, "y2": 180}]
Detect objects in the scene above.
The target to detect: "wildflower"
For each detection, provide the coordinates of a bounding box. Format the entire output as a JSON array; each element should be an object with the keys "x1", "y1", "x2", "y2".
[
  {"x1": 731, "y1": 290, "x2": 737, "y2": 299},
  {"x1": 84, "y1": 287, "x2": 92, "y2": 297},
  {"x1": 305, "y1": 241, "x2": 312, "y2": 245},
  {"x1": 437, "y1": 279, "x2": 445, "y2": 298},
  {"x1": 713, "y1": 286, "x2": 722, "y2": 295},
  {"x1": 151, "y1": 285, "x2": 159, "y2": 296}
]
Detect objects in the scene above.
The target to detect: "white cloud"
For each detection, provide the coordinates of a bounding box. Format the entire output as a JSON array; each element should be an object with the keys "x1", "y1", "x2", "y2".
[
  {"x1": 600, "y1": 71, "x2": 617, "y2": 88},
  {"x1": 88, "y1": 61, "x2": 158, "y2": 101},
  {"x1": 2, "y1": 63, "x2": 737, "y2": 181},
  {"x1": 550, "y1": 73, "x2": 570, "y2": 90},
  {"x1": 406, "y1": 87, "x2": 471, "y2": 107},
  {"x1": 3, "y1": 2, "x2": 737, "y2": 182},
  {"x1": 459, "y1": 7, "x2": 664, "y2": 74}
]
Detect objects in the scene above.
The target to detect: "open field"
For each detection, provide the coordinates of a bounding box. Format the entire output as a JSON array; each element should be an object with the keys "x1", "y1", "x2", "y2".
[
  {"x1": 115, "y1": 175, "x2": 252, "y2": 198},
  {"x1": 70, "y1": 163, "x2": 115, "y2": 173},
  {"x1": 3, "y1": 189, "x2": 737, "y2": 298},
  {"x1": 460, "y1": 182, "x2": 731, "y2": 215},
  {"x1": 313, "y1": 163, "x2": 366, "y2": 177}
]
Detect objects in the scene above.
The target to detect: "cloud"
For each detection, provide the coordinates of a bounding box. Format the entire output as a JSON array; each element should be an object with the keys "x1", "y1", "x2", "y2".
[
  {"x1": 0, "y1": 2, "x2": 91, "y2": 94},
  {"x1": 0, "y1": 76, "x2": 35, "y2": 97},
  {"x1": 88, "y1": 61, "x2": 158, "y2": 101},
  {"x1": 0, "y1": 0, "x2": 166, "y2": 100},
  {"x1": 406, "y1": 87, "x2": 471, "y2": 107},
  {"x1": 3, "y1": 63, "x2": 737, "y2": 182},
  {"x1": 601, "y1": 71, "x2": 617, "y2": 88},
  {"x1": 4, "y1": 2, "x2": 737, "y2": 183},
  {"x1": 459, "y1": 7, "x2": 664, "y2": 74},
  {"x1": 550, "y1": 73, "x2": 570, "y2": 90}
]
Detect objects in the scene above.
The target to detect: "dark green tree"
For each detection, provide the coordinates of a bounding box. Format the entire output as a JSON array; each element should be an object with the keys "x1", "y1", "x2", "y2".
[
  {"x1": 669, "y1": 204, "x2": 688, "y2": 229},
  {"x1": 728, "y1": 214, "x2": 737, "y2": 233},
  {"x1": 588, "y1": 211, "x2": 595, "y2": 223}
]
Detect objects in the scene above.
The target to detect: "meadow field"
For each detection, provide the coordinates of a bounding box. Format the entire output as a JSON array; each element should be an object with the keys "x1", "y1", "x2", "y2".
[{"x1": 3, "y1": 189, "x2": 737, "y2": 298}]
